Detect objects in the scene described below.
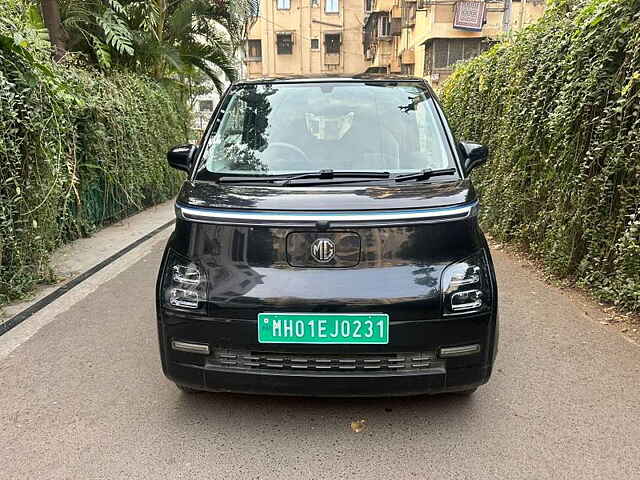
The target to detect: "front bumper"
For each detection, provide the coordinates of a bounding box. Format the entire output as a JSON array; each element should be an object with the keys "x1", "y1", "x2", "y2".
[{"x1": 158, "y1": 309, "x2": 497, "y2": 397}]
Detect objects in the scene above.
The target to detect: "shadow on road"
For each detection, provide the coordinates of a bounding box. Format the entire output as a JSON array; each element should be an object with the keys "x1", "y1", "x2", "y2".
[{"x1": 167, "y1": 389, "x2": 480, "y2": 437}]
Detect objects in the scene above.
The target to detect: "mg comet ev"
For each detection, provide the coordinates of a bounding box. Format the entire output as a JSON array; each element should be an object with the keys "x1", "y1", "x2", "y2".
[{"x1": 156, "y1": 75, "x2": 498, "y2": 397}]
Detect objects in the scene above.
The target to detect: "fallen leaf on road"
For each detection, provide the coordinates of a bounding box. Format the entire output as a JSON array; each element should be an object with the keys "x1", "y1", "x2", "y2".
[
  {"x1": 600, "y1": 321, "x2": 609, "y2": 325},
  {"x1": 350, "y1": 419, "x2": 367, "y2": 433}
]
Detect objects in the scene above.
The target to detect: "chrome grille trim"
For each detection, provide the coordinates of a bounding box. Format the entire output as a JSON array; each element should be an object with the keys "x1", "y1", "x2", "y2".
[
  {"x1": 207, "y1": 349, "x2": 442, "y2": 373},
  {"x1": 176, "y1": 201, "x2": 478, "y2": 227}
]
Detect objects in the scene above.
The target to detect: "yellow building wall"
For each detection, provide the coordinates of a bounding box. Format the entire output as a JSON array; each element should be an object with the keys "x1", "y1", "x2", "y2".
[
  {"x1": 511, "y1": 0, "x2": 546, "y2": 30},
  {"x1": 411, "y1": 8, "x2": 429, "y2": 78},
  {"x1": 245, "y1": 0, "x2": 369, "y2": 78},
  {"x1": 375, "y1": 0, "x2": 397, "y2": 11}
]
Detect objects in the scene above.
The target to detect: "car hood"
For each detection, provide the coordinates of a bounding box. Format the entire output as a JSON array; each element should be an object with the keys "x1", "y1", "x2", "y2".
[{"x1": 177, "y1": 179, "x2": 475, "y2": 211}]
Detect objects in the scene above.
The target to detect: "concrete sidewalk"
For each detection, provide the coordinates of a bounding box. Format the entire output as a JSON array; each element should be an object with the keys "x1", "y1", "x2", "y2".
[{"x1": 0, "y1": 199, "x2": 176, "y2": 325}]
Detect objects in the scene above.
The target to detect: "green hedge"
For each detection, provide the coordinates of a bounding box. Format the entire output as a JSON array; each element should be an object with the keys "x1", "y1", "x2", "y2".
[
  {"x1": 441, "y1": 0, "x2": 640, "y2": 312},
  {"x1": 0, "y1": 46, "x2": 187, "y2": 306}
]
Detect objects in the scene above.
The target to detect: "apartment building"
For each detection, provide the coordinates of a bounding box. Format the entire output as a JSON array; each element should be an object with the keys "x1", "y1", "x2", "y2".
[
  {"x1": 243, "y1": 0, "x2": 369, "y2": 77},
  {"x1": 363, "y1": 0, "x2": 545, "y2": 86}
]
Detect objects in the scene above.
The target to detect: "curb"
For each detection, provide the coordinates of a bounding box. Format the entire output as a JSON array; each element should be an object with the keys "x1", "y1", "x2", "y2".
[{"x1": 0, "y1": 220, "x2": 175, "y2": 337}]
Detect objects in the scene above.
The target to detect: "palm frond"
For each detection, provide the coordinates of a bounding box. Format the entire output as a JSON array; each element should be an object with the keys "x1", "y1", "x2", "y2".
[
  {"x1": 189, "y1": 57, "x2": 225, "y2": 94},
  {"x1": 60, "y1": 1, "x2": 96, "y2": 33},
  {"x1": 106, "y1": 0, "x2": 128, "y2": 19},
  {"x1": 90, "y1": 33, "x2": 112, "y2": 69},
  {"x1": 168, "y1": 0, "x2": 197, "y2": 38},
  {"x1": 125, "y1": 1, "x2": 160, "y2": 35},
  {"x1": 159, "y1": 43, "x2": 184, "y2": 72},
  {"x1": 181, "y1": 39, "x2": 238, "y2": 87},
  {"x1": 97, "y1": 9, "x2": 134, "y2": 56}
]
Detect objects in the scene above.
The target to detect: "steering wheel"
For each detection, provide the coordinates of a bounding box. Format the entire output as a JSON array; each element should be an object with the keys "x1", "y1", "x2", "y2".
[{"x1": 263, "y1": 142, "x2": 311, "y2": 171}]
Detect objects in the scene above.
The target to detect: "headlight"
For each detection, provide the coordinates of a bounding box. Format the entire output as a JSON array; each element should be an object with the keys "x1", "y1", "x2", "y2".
[
  {"x1": 441, "y1": 252, "x2": 491, "y2": 315},
  {"x1": 162, "y1": 251, "x2": 207, "y2": 310}
]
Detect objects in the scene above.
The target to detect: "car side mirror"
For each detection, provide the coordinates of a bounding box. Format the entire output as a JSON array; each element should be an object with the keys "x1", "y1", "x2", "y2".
[
  {"x1": 167, "y1": 144, "x2": 198, "y2": 172},
  {"x1": 460, "y1": 142, "x2": 489, "y2": 175}
]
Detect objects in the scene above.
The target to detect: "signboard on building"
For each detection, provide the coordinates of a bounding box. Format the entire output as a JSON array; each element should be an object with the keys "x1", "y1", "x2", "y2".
[{"x1": 453, "y1": 1, "x2": 486, "y2": 31}]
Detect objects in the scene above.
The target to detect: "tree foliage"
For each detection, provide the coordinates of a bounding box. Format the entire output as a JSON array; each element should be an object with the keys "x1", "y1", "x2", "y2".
[
  {"x1": 56, "y1": 0, "x2": 256, "y2": 90},
  {"x1": 441, "y1": 0, "x2": 640, "y2": 312}
]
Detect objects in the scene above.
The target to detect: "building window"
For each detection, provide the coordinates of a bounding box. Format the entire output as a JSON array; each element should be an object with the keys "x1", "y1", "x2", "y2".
[
  {"x1": 324, "y1": 33, "x2": 341, "y2": 54},
  {"x1": 365, "y1": 0, "x2": 374, "y2": 12},
  {"x1": 276, "y1": 32, "x2": 293, "y2": 54},
  {"x1": 311, "y1": 0, "x2": 319, "y2": 6},
  {"x1": 379, "y1": 14, "x2": 391, "y2": 36},
  {"x1": 277, "y1": 0, "x2": 290, "y2": 10},
  {"x1": 432, "y1": 38, "x2": 483, "y2": 69},
  {"x1": 247, "y1": 39, "x2": 262, "y2": 59},
  {"x1": 199, "y1": 100, "x2": 214, "y2": 112},
  {"x1": 311, "y1": 38, "x2": 320, "y2": 50},
  {"x1": 325, "y1": 0, "x2": 339, "y2": 13}
]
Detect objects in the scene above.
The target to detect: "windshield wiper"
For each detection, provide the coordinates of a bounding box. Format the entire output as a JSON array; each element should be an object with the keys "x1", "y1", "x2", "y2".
[
  {"x1": 216, "y1": 174, "x2": 285, "y2": 184},
  {"x1": 215, "y1": 170, "x2": 391, "y2": 185},
  {"x1": 394, "y1": 168, "x2": 457, "y2": 182},
  {"x1": 280, "y1": 169, "x2": 390, "y2": 186}
]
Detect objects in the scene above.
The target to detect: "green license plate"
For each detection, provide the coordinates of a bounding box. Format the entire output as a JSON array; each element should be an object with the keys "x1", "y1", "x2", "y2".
[{"x1": 258, "y1": 313, "x2": 389, "y2": 344}]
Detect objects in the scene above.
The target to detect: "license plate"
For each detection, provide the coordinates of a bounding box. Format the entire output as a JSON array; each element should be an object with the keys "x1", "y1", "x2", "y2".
[{"x1": 257, "y1": 313, "x2": 389, "y2": 344}]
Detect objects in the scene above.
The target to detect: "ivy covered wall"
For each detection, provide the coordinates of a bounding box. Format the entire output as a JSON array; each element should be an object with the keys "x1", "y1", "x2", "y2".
[
  {"x1": 0, "y1": 46, "x2": 188, "y2": 306},
  {"x1": 441, "y1": 0, "x2": 640, "y2": 312}
]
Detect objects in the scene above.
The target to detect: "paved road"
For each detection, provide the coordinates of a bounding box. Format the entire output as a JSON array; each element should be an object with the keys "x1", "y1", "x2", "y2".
[{"x1": 1, "y1": 234, "x2": 639, "y2": 480}]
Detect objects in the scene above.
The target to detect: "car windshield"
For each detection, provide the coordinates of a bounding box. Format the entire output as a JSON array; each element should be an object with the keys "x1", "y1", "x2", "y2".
[{"x1": 195, "y1": 82, "x2": 456, "y2": 179}]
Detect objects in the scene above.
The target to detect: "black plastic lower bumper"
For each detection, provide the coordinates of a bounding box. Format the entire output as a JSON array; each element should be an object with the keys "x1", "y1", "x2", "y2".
[
  {"x1": 166, "y1": 361, "x2": 490, "y2": 397},
  {"x1": 158, "y1": 310, "x2": 497, "y2": 397}
]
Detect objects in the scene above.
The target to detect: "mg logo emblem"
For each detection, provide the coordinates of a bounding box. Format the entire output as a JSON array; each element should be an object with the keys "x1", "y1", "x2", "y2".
[{"x1": 311, "y1": 238, "x2": 335, "y2": 263}]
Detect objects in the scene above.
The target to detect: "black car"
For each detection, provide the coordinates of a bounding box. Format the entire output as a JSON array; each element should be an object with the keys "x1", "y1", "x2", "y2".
[{"x1": 156, "y1": 75, "x2": 498, "y2": 397}]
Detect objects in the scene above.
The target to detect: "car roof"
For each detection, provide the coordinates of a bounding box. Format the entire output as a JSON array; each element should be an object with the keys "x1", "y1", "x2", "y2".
[{"x1": 234, "y1": 73, "x2": 428, "y2": 86}]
